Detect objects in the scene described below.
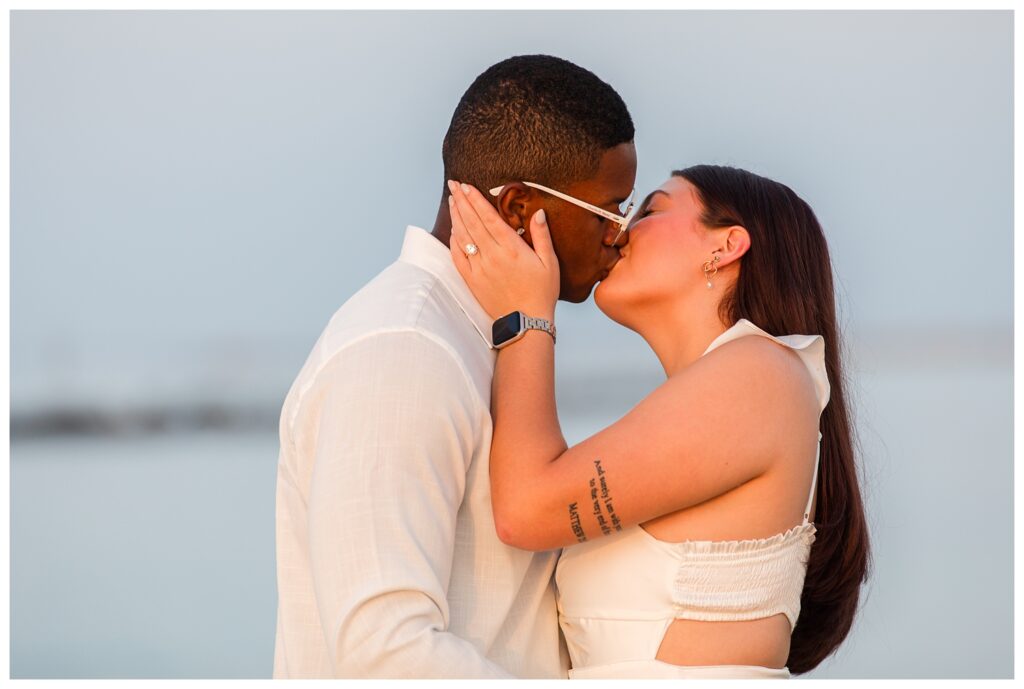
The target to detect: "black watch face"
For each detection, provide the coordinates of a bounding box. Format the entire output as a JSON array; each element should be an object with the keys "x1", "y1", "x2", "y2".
[{"x1": 492, "y1": 312, "x2": 522, "y2": 346}]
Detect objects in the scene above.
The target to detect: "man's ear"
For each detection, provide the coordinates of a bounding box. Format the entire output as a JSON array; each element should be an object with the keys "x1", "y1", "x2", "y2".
[
  {"x1": 717, "y1": 225, "x2": 752, "y2": 267},
  {"x1": 491, "y1": 182, "x2": 534, "y2": 233}
]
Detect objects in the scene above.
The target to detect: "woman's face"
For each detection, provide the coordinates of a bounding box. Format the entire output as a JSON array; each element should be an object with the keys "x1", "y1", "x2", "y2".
[{"x1": 594, "y1": 175, "x2": 716, "y2": 327}]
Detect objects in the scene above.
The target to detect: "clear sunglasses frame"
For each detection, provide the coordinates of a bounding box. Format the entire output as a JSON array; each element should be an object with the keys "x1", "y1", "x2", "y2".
[{"x1": 489, "y1": 181, "x2": 637, "y2": 246}]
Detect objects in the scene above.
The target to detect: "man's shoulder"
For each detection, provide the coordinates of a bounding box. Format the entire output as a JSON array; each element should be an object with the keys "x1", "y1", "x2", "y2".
[
  {"x1": 283, "y1": 258, "x2": 492, "y2": 417},
  {"x1": 319, "y1": 258, "x2": 476, "y2": 356}
]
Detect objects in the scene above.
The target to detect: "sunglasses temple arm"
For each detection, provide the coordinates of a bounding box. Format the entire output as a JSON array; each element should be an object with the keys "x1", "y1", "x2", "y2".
[
  {"x1": 530, "y1": 182, "x2": 632, "y2": 226},
  {"x1": 490, "y1": 182, "x2": 629, "y2": 226}
]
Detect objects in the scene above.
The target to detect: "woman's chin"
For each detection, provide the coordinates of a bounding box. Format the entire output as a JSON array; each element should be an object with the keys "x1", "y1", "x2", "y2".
[
  {"x1": 595, "y1": 273, "x2": 642, "y2": 331},
  {"x1": 594, "y1": 277, "x2": 623, "y2": 321}
]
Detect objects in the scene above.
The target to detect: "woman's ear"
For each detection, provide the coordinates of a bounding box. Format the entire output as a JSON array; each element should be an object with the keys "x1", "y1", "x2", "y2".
[{"x1": 716, "y1": 225, "x2": 751, "y2": 267}]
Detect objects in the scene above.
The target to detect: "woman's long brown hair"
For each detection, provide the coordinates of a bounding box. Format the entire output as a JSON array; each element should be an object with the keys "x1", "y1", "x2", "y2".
[{"x1": 674, "y1": 165, "x2": 870, "y2": 674}]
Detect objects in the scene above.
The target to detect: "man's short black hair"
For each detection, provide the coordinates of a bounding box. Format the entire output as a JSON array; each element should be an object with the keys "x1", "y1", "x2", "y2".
[{"x1": 442, "y1": 55, "x2": 634, "y2": 193}]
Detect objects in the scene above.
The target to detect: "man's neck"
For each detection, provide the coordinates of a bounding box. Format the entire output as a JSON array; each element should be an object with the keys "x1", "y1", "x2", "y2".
[{"x1": 430, "y1": 190, "x2": 452, "y2": 248}]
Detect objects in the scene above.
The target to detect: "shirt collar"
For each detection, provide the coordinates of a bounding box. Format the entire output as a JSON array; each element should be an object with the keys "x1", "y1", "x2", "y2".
[{"x1": 398, "y1": 225, "x2": 494, "y2": 349}]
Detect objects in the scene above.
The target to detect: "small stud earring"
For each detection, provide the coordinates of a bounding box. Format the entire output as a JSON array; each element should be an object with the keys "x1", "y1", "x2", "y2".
[{"x1": 516, "y1": 227, "x2": 525, "y2": 236}]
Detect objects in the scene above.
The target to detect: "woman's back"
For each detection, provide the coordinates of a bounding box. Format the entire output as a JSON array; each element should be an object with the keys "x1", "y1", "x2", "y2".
[{"x1": 554, "y1": 318, "x2": 830, "y2": 679}]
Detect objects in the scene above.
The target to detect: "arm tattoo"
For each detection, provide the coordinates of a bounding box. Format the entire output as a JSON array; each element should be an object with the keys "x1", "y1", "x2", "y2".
[
  {"x1": 592, "y1": 459, "x2": 623, "y2": 534},
  {"x1": 593, "y1": 456, "x2": 622, "y2": 532},
  {"x1": 569, "y1": 459, "x2": 623, "y2": 542},
  {"x1": 568, "y1": 502, "x2": 587, "y2": 542}
]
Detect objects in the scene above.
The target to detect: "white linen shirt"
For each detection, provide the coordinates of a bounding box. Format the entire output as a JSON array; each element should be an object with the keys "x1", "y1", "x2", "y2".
[{"x1": 273, "y1": 225, "x2": 570, "y2": 679}]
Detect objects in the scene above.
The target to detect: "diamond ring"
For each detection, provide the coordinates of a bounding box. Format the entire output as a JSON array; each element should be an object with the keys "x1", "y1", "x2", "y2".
[{"x1": 465, "y1": 243, "x2": 479, "y2": 256}]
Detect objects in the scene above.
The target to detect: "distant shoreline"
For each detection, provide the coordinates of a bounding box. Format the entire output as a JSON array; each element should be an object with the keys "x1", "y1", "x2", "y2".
[
  {"x1": 10, "y1": 404, "x2": 280, "y2": 441},
  {"x1": 10, "y1": 339, "x2": 1012, "y2": 440}
]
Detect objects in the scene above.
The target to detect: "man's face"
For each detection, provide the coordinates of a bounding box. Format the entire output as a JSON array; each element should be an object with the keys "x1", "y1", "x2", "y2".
[{"x1": 544, "y1": 142, "x2": 638, "y2": 303}]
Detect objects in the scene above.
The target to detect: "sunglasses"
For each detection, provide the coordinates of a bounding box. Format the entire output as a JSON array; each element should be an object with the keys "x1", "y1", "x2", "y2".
[{"x1": 489, "y1": 181, "x2": 637, "y2": 246}]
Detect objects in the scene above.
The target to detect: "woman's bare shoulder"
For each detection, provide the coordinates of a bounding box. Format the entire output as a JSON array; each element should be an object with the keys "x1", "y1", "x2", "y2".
[
  {"x1": 698, "y1": 333, "x2": 817, "y2": 402},
  {"x1": 648, "y1": 333, "x2": 820, "y2": 455}
]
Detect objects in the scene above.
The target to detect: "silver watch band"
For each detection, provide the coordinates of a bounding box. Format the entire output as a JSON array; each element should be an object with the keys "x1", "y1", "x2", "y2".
[{"x1": 522, "y1": 315, "x2": 556, "y2": 344}]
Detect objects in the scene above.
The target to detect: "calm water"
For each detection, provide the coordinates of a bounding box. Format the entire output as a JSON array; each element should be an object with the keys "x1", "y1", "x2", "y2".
[{"x1": 10, "y1": 364, "x2": 1012, "y2": 679}]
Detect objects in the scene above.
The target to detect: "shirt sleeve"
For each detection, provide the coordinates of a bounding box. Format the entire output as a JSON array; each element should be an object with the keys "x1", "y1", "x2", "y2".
[{"x1": 299, "y1": 330, "x2": 513, "y2": 679}]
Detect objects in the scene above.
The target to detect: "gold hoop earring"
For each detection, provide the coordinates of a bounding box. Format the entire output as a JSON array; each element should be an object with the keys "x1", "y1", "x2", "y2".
[{"x1": 703, "y1": 253, "x2": 721, "y2": 289}]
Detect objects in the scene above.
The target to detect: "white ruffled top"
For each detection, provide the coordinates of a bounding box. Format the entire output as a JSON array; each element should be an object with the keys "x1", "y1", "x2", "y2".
[{"x1": 554, "y1": 318, "x2": 830, "y2": 673}]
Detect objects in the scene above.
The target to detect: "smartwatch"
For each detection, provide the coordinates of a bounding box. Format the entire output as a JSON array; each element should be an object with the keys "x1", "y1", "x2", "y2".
[{"x1": 492, "y1": 311, "x2": 556, "y2": 349}]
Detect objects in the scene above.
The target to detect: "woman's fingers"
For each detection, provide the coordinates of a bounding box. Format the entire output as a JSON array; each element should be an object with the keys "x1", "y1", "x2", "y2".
[
  {"x1": 449, "y1": 236, "x2": 473, "y2": 278},
  {"x1": 448, "y1": 194, "x2": 477, "y2": 273},
  {"x1": 528, "y1": 208, "x2": 556, "y2": 267},
  {"x1": 448, "y1": 180, "x2": 498, "y2": 248},
  {"x1": 444, "y1": 182, "x2": 560, "y2": 319},
  {"x1": 449, "y1": 231, "x2": 473, "y2": 280},
  {"x1": 459, "y1": 182, "x2": 521, "y2": 249}
]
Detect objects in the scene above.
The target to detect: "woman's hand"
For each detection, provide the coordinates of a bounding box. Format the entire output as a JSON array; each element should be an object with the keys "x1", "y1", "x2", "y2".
[{"x1": 447, "y1": 180, "x2": 559, "y2": 321}]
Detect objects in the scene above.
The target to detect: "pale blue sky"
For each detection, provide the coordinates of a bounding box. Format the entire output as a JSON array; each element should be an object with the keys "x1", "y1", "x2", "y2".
[{"x1": 11, "y1": 10, "x2": 1012, "y2": 409}]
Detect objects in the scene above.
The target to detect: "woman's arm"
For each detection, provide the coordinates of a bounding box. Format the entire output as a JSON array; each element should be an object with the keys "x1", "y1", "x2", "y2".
[
  {"x1": 447, "y1": 182, "x2": 817, "y2": 551},
  {"x1": 489, "y1": 328, "x2": 813, "y2": 551},
  {"x1": 487, "y1": 323, "x2": 568, "y2": 547}
]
